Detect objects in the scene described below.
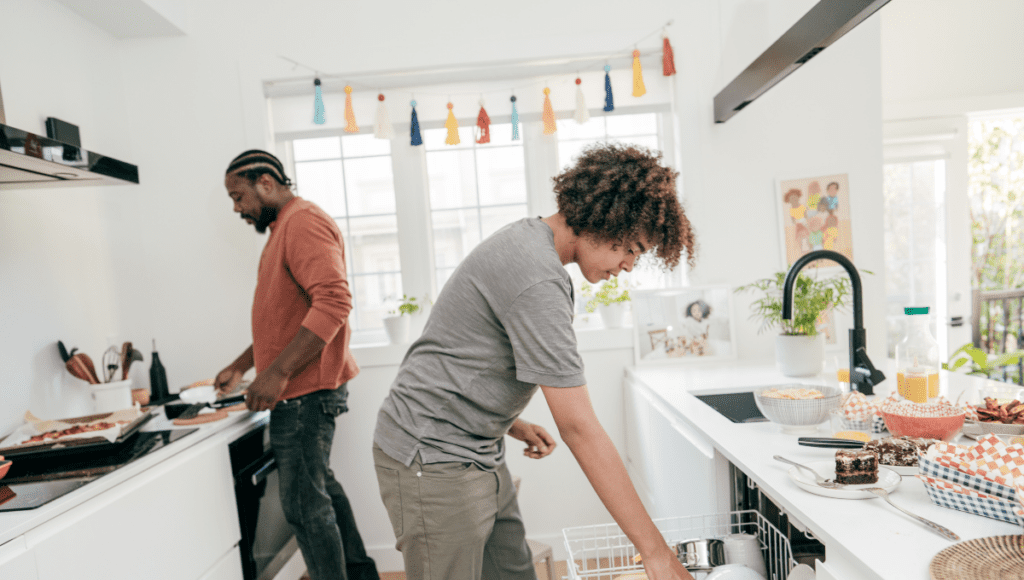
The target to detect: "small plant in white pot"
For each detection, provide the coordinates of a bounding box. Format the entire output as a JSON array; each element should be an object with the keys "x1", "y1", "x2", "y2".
[
  {"x1": 383, "y1": 295, "x2": 420, "y2": 344},
  {"x1": 581, "y1": 278, "x2": 631, "y2": 329},
  {"x1": 736, "y1": 271, "x2": 851, "y2": 377}
]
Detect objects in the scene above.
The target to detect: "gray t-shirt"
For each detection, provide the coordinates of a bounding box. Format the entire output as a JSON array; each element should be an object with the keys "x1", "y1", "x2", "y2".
[{"x1": 374, "y1": 217, "x2": 586, "y2": 470}]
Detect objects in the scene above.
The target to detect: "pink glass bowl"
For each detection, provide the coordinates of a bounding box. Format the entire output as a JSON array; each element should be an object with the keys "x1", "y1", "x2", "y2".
[{"x1": 880, "y1": 409, "x2": 965, "y2": 442}]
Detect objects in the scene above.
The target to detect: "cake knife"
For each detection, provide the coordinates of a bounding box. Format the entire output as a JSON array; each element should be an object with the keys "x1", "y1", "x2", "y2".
[{"x1": 797, "y1": 437, "x2": 866, "y2": 449}]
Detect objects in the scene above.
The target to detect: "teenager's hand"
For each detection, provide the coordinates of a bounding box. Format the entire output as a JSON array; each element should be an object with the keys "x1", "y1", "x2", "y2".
[
  {"x1": 507, "y1": 419, "x2": 557, "y2": 459},
  {"x1": 245, "y1": 366, "x2": 289, "y2": 411},
  {"x1": 641, "y1": 547, "x2": 695, "y2": 580}
]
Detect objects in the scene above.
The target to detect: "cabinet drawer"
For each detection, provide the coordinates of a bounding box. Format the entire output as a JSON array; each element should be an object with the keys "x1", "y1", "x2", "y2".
[{"x1": 0, "y1": 536, "x2": 37, "y2": 580}]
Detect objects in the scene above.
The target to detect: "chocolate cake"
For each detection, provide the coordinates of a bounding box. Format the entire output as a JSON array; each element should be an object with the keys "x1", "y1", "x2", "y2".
[
  {"x1": 834, "y1": 449, "x2": 878, "y2": 485},
  {"x1": 863, "y1": 436, "x2": 934, "y2": 467}
]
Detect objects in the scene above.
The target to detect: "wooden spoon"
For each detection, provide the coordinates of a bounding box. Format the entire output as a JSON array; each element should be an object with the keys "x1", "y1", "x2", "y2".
[{"x1": 67, "y1": 353, "x2": 100, "y2": 384}]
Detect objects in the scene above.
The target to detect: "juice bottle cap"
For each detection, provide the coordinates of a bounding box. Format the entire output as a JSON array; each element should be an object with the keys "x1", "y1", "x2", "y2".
[{"x1": 904, "y1": 307, "x2": 929, "y2": 315}]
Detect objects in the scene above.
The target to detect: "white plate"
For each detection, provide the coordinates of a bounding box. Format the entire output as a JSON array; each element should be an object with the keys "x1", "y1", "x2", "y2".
[
  {"x1": 788, "y1": 460, "x2": 902, "y2": 499},
  {"x1": 884, "y1": 464, "x2": 919, "y2": 476},
  {"x1": 179, "y1": 385, "x2": 216, "y2": 405}
]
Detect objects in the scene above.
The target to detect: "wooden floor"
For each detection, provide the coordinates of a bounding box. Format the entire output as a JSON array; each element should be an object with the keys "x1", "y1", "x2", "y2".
[{"x1": 300, "y1": 559, "x2": 569, "y2": 580}]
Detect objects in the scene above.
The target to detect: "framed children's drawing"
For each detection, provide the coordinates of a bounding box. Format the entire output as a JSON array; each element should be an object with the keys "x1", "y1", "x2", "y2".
[
  {"x1": 776, "y1": 173, "x2": 854, "y2": 270},
  {"x1": 631, "y1": 286, "x2": 737, "y2": 366}
]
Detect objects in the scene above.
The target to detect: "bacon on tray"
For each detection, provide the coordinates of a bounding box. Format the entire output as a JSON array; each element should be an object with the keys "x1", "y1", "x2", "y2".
[{"x1": 975, "y1": 397, "x2": 1024, "y2": 425}]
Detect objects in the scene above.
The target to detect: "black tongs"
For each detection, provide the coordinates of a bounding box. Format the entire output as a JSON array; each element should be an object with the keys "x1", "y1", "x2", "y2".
[{"x1": 798, "y1": 437, "x2": 866, "y2": 449}]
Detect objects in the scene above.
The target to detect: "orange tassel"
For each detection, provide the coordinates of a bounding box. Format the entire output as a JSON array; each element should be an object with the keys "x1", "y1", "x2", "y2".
[
  {"x1": 476, "y1": 99, "x2": 491, "y2": 144},
  {"x1": 632, "y1": 50, "x2": 646, "y2": 97},
  {"x1": 542, "y1": 87, "x2": 556, "y2": 135},
  {"x1": 444, "y1": 102, "x2": 460, "y2": 145},
  {"x1": 662, "y1": 37, "x2": 676, "y2": 76},
  {"x1": 344, "y1": 85, "x2": 359, "y2": 133}
]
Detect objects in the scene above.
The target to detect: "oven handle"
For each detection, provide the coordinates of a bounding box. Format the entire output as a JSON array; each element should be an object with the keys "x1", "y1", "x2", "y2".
[{"x1": 249, "y1": 450, "x2": 277, "y2": 486}]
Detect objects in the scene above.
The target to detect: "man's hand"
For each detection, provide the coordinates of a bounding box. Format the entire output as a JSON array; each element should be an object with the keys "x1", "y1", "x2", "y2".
[
  {"x1": 214, "y1": 365, "x2": 244, "y2": 395},
  {"x1": 245, "y1": 366, "x2": 289, "y2": 412},
  {"x1": 507, "y1": 419, "x2": 557, "y2": 459}
]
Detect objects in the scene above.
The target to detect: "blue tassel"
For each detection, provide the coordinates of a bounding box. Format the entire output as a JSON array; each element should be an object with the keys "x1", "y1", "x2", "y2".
[
  {"x1": 603, "y1": 65, "x2": 614, "y2": 112},
  {"x1": 313, "y1": 78, "x2": 325, "y2": 125},
  {"x1": 410, "y1": 100, "x2": 423, "y2": 146},
  {"x1": 510, "y1": 95, "x2": 520, "y2": 140}
]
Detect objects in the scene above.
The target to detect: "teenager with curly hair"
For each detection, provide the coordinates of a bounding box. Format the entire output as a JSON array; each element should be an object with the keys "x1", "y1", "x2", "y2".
[{"x1": 374, "y1": 143, "x2": 698, "y2": 580}]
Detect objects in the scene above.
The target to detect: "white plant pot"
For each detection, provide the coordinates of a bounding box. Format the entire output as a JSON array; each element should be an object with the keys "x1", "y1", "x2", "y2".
[
  {"x1": 598, "y1": 302, "x2": 627, "y2": 329},
  {"x1": 775, "y1": 334, "x2": 825, "y2": 377},
  {"x1": 383, "y1": 315, "x2": 411, "y2": 344}
]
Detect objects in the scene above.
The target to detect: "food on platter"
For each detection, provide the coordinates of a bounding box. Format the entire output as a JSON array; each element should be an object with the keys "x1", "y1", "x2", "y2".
[
  {"x1": 974, "y1": 397, "x2": 1024, "y2": 424},
  {"x1": 834, "y1": 431, "x2": 871, "y2": 442},
  {"x1": 835, "y1": 448, "x2": 878, "y2": 485},
  {"x1": 760, "y1": 387, "x2": 824, "y2": 400},
  {"x1": 864, "y1": 436, "x2": 935, "y2": 467},
  {"x1": 23, "y1": 420, "x2": 127, "y2": 444}
]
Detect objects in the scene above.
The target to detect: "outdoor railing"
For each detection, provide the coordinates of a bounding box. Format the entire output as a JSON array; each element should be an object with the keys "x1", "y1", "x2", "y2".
[{"x1": 972, "y1": 288, "x2": 1024, "y2": 385}]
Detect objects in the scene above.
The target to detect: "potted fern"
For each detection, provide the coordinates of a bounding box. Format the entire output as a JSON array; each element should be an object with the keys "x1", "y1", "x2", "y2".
[
  {"x1": 736, "y1": 271, "x2": 852, "y2": 376},
  {"x1": 581, "y1": 278, "x2": 631, "y2": 329},
  {"x1": 383, "y1": 294, "x2": 421, "y2": 344}
]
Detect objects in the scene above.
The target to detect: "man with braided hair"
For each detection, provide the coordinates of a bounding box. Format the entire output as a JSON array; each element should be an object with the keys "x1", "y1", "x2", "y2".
[
  {"x1": 215, "y1": 150, "x2": 378, "y2": 580},
  {"x1": 374, "y1": 143, "x2": 698, "y2": 580}
]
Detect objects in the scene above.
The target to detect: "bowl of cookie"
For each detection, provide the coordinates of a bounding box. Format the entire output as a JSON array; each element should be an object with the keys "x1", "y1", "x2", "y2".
[
  {"x1": 754, "y1": 385, "x2": 843, "y2": 435},
  {"x1": 878, "y1": 400, "x2": 965, "y2": 442}
]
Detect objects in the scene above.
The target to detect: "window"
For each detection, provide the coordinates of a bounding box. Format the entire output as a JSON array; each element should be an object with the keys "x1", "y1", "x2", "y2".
[
  {"x1": 425, "y1": 123, "x2": 528, "y2": 290},
  {"x1": 292, "y1": 134, "x2": 399, "y2": 335}
]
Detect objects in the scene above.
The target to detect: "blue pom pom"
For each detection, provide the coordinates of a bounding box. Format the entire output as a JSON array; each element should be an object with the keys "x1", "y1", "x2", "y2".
[
  {"x1": 410, "y1": 100, "x2": 417, "y2": 107},
  {"x1": 604, "y1": 65, "x2": 611, "y2": 72}
]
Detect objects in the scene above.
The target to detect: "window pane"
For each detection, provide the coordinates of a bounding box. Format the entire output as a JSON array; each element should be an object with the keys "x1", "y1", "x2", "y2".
[
  {"x1": 476, "y1": 147, "x2": 527, "y2": 206},
  {"x1": 346, "y1": 215, "x2": 400, "y2": 273},
  {"x1": 558, "y1": 139, "x2": 600, "y2": 169},
  {"x1": 610, "y1": 134, "x2": 660, "y2": 152},
  {"x1": 342, "y1": 133, "x2": 391, "y2": 158},
  {"x1": 423, "y1": 126, "x2": 473, "y2": 151},
  {"x1": 432, "y1": 209, "x2": 481, "y2": 269},
  {"x1": 557, "y1": 117, "x2": 606, "y2": 140},
  {"x1": 293, "y1": 137, "x2": 341, "y2": 161},
  {"x1": 480, "y1": 123, "x2": 516, "y2": 147},
  {"x1": 351, "y1": 272, "x2": 401, "y2": 331},
  {"x1": 295, "y1": 160, "x2": 346, "y2": 217},
  {"x1": 481, "y1": 205, "x2": 528, "y2": 239},
  {"x1": 427, "y1": 149, "x2": 477, "y2": 209},
  {"x1": 436, "y1": 267, "x2": 456, "y2": 293},
  {"x1": 344, "y1": 157, "x2": 396, "y2": 215},
  {"x1": 606, "y1": 113, "x2": 657, "y2": 137}
]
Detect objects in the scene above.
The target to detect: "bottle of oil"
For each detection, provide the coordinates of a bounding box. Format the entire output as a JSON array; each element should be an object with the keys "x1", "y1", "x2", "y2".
[
  {"x1": 149, "y1": 338, "x2": 169, "y2": 403},
  {"x1": 895, "y1": 307, "x2": 940, "y2": 403}
]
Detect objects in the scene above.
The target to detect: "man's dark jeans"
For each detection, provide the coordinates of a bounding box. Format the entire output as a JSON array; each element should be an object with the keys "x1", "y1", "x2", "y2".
[{"x1": 270, "y1": 385, "x2": 378, "y2": 580}]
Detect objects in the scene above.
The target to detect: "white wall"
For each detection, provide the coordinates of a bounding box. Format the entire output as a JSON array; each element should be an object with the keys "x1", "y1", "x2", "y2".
[{"x1": 0, "y1": 0, "x2": 886, "y2": 570}]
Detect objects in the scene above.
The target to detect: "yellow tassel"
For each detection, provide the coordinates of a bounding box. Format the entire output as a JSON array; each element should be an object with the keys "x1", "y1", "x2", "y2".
[
  {"x1": 444, "y1": 102, "x2": 460, "y2": 145},
  {"x1": 542, "y1": 87, "x2": 556, "y2": 135},
  {"x1": 632, "y1": 50, "x2": 646, "y2": 97},
  {"x1": 344, "y1": 85, "x2": 359, "y2": 132}
]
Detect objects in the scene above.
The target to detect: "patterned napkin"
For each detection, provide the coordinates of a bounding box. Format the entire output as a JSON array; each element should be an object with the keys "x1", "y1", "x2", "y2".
[
  {"x1": 926, "y1": 433, "x2": 1024, "y2": 520},
  {"x1": 841, "y1": 391, "x2": 873, "y2": 421},
  {"x1": 917, "y1": 474, "x2": 1004, "y2": 500}
]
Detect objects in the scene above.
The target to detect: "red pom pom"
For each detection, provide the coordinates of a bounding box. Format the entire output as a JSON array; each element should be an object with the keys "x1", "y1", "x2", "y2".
[
  {"x1": 378, "y1": 94, "x2": 385, "y2": 101},
  {"x1": 447, "y1": 102, "x2": 453, "y2": 109},
  {"x1": 575, "y1": 78, "x2": 582, "y2": 85}
]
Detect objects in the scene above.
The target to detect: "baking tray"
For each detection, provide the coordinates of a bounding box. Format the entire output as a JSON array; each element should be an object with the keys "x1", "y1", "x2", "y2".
[{"x1": 0, "y1": 409, "x2": 154, "y2": 459}]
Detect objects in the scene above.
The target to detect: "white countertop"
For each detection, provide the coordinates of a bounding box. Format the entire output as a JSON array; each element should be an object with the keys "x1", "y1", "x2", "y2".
[
  {"x1": 0, "y1": 407, "x2": 267, "y2": 547},
  {"x1": 627, "y1": 358, "x2": 1021, "y2": 580}
]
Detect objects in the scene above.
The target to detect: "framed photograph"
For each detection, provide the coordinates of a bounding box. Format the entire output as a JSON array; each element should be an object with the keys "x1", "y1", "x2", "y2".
[
  {"x1": 631, "y1": 286, "x2": 737, "y2": 365},
  {"x1": 776, "y1": 173, "x2": 853, "y2": 270}
]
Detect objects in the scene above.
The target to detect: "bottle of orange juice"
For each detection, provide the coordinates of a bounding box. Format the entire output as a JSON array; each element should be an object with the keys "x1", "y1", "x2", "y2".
[{"x1": 895, "y1": 307, "x2": 940, "y2": 403}]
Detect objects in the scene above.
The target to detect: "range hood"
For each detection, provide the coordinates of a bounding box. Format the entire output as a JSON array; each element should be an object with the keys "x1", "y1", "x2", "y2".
[
  {"x1": 713, "y1": 0, "x2": 891, "y2": 123},
  {"x1": 0, "y1": 122, "x2": 139, "y2": 189}
]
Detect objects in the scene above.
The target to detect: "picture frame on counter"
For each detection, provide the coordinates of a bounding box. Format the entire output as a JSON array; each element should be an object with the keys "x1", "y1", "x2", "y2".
[
  {"x1": 775, "y1": 172, "x2": 854, "y2": 271},
  {"x1": 631, "y1": 285, "x2": 737, "y2": 366}
]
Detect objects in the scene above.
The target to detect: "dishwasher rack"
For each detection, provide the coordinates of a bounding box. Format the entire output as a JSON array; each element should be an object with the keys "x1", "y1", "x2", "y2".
[{"x1": 562, "y1": 510, "x2": 795, "y2": 580}]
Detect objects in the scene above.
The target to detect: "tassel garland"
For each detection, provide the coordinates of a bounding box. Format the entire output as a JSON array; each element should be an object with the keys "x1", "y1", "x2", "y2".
[
  {"x1": 542, "y1": 88, "x2": 557, "y2": 134},
  {"x1": 374, "y1": 94, "x2": 394, "y2": 140},
  {"x1": 662, "y1": 36, "x2": 676, "y2": 76},
  {"x1": 632, "y1": 50, "x2": 646, "y2": 97},
  {"x1": 574, "y1": 78, "x2": 590, "y2": 124},
  {"x1": 444, "y1": 102, "x2": 460, "y2": 145},
  {"x1": 313, "y1": 78, "x2": 325, "y2": 125},
  {"x1": 510, "y1": 95, "x2": 520, "y2": 140},
  {"x1": 476, "y1": 99, "x2": 491, "y2": 144},
  {"x1": 344, "y1": 85, "x2": 359, "y2": 133},
  {"x1": 603, "y1": 65, "x2": 615, "y2": 112},
  {"x1": 409, "y1": 100, "x2": 423, "y2": 146}
]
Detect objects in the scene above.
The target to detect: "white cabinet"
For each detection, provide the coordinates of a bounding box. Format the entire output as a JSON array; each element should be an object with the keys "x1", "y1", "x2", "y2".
[
  {"x1": 200, "y1": 546, "x2": 244, "y2": 580},
  {"x1": 624, "y1": 376, "x2": 730, "y2": 520},
  {"x1": 26, "y1": 442, "x2": 241, "y2": 580},
  {"x1": 0, "y1": 536, "x2": 37, "y2": 580}
]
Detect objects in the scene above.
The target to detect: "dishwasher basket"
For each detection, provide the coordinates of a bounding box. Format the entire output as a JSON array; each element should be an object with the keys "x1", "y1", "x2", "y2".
[{"x1": 562, "y1": 510, "x2": 795, "y2": 580}]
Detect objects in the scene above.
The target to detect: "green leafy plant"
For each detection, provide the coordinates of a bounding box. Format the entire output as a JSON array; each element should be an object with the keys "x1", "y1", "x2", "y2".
[
  {"x1": 944, "y1": 342, "x2": 1024, "y2": 377},
  {"x1": 388, "y1": 294, "x2": 421, "y2": 317},
  {"x1": 580, "y1": 278, "x2": 631, "y2": 314},
  {"x1": 735, "y1": 271, "x2": 852, "y2": 336}
]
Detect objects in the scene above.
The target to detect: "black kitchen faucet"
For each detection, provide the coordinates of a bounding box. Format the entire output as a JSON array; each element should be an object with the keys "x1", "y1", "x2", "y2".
[{"x1": 781, "y1": 250, "x2": 885, "y2": 395}]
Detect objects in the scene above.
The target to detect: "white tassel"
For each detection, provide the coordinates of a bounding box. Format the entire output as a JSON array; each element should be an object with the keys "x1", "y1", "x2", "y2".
[
  {"x1": 374, "y1": 94, "x2": 394, "y2": 140},
  {"x1": 574, "y1": 78, "x2": 590, "y2": 124}
]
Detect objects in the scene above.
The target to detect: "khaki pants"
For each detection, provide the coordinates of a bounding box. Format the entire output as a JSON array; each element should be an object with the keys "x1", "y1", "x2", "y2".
[{"x1": 373, "y1": 444, "x2": 536, "y2": 580}]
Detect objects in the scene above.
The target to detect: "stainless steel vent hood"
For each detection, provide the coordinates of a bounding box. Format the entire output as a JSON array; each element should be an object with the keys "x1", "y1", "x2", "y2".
[
  {"x1": 713, "y1": 0, "x2": 891, "y2": 123},
  {"x1": 0, "y1": 81, "x2": 139, "y2": 190}
]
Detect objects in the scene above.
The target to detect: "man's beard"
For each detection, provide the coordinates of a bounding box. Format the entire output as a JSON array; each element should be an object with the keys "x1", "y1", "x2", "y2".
[{"x1": 243, "y1": 206, "x2": 278, "y2": 234}]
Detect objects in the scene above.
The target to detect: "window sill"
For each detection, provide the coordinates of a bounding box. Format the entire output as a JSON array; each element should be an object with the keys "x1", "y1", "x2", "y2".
[{"x1": 350, "y1": 326, "x2": 635, "y2": 368}]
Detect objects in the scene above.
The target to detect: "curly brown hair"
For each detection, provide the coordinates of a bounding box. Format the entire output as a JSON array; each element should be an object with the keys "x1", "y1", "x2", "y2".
[{"x1": 552, "y1": 142, "x2": 696, "y2": 269}]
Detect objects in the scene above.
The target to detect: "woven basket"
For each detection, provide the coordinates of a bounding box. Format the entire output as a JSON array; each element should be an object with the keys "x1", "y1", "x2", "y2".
[{"x1": 930, "y1": 535, "x2": 1024, "y2": 579}]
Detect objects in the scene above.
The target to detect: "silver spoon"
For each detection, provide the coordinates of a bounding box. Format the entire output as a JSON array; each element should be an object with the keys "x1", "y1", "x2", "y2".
[
  {"x1": 773, "y1": 455, "x2": 841, "y2": 488},
  {"x1": 861, "y1": 487, "x2": 960, "y2": 541}
]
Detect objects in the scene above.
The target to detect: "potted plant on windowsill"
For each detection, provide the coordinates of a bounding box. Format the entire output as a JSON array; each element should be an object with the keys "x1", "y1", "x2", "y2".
[
  {"x1": 736, "y1": 271, "x2": 852, "y2": 377},
  {"x1": 581, "y1": 278, "x2": 631, "y2": 329},
  {"x1": 383, "y1": 295, "x2": 421, "y2": 344}
]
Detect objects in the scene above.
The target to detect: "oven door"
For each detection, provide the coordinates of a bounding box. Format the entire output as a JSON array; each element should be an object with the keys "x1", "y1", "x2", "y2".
[{"x1": 232, "y1": 426, "x2": 296, "y2": 580}]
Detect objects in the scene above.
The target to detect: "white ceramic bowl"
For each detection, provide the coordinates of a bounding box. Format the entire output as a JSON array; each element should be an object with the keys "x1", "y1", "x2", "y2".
[
  {"x1": 704, "y1": 563, "x2": 766, "y2": 580},
  {"x1": 754, "y1": 385, "x2": 843, "y2": 435}
]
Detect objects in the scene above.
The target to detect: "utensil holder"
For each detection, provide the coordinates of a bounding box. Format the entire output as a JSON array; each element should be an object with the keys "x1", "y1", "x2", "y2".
[{"x1": 91, "y1": 379, "x2": 133, "y2": 413}]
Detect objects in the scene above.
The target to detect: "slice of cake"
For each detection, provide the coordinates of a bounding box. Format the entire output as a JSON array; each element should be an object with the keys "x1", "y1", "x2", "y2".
[
  {"x1": 863, "y1": 436, "x2": 934, "y2": 467},
  {"x1": 834, "y1": 449, "x2": 878, "y2": 485}
]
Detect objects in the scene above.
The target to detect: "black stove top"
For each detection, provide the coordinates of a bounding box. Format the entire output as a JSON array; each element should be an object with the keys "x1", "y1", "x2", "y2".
[
  {"x1": 0, "y1": 428, "x2": 197, "y2": 512},
  {"x1": 694, "y1": 391, "x2": 769, "y2": 424}
]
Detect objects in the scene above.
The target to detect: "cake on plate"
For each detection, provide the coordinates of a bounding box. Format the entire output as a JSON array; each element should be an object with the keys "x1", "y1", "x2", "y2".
[
  {"x1": 834, "y1": 449, "x2": 878, "y2": 484},
  {"x1": 863, "y1": 436, "x2": 934, "y2": 467}
]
